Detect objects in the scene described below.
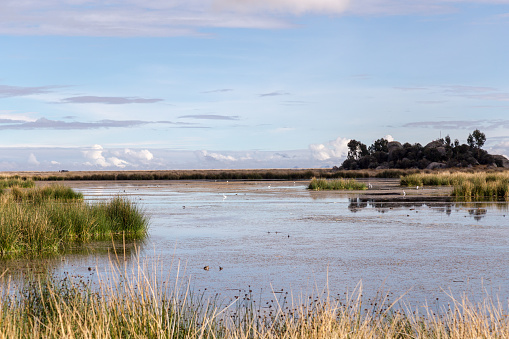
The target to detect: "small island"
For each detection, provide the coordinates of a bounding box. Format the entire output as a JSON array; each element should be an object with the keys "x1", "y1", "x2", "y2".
[{"x1": 337, "y1": 129, "x2": 509, "y2": 170}]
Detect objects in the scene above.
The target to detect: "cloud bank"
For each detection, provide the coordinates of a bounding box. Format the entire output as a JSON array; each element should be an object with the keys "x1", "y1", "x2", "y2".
[
  {"x1": 4, "y1": 0, "x2": 505, "y2": 37},
  {"x1": 61, "y1": 96, "x2": 163, "y2": 104},
  {"x1": 403, "y1": 120, "x2": 509, "y2": 130},
  {"x1": 0, "y1": 85, "x2": 61, "y2": 98},
  {"x1": 0, "y1": 117, "x2": 202, "y2": 130},
  {"x1": 83, "y1": 145, "x2": 154, "y2": 168},
  {"x1": 179, "y1": 115, "x2": 240, "y2": 120},
  {"x1": 212, "y1": 0, "x2": 350, "y2": 14},
  {"x1": 309, "y1": 136, "x2": 350, "y2": 161}
]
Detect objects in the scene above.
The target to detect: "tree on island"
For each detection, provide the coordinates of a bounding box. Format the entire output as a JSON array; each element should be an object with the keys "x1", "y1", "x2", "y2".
[
  {"x1": 338, "y1": 129, "x2": 502, "y2": 170},
  {"x1": 467, "y1": 129, "x2": 486, "y2": 149}
]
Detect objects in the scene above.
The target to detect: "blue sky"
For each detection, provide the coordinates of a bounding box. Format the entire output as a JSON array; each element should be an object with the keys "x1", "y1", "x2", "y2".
[{"x1": 1, "y1": 0, "x2": 509, "y2": 170}]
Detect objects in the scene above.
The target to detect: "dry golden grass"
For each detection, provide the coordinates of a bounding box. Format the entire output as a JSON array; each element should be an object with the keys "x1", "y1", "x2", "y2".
[
  {"x1": 1, "y1": 254, "x2": 508, "y2": 338},
  {"x1": 401, "y1": 171, "x2": 509, "y2": 200},
  {"x1": 2, "y1": 167, "x2": 507, "y2": 182}
]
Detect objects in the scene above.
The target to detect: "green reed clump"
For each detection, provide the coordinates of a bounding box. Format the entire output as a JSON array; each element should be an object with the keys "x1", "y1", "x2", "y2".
[
  {"x1": 452, "y1": 176, "x2": 509, "y2": 201},
  {"x1": 93, "y1": 197, "x2": 148, "y2": 237},
  {"x1": 401, "y1": 171, "x2": 509, "y2": 200},
  {"x1": 0, "y1": 186, "x2": 148, "y2": 257},
  {"x1": 0, "y1": 177, "x2": 35, "y2": 190},
  {"x1": 11, "y1": 185, "x2": 83, "y2": 204},
  {"x1": 308, "y1": 177, "x2": 367, "y2": 190},
  {"x1": 400, "y1": 172, "x2": 486, "y2": 187}
]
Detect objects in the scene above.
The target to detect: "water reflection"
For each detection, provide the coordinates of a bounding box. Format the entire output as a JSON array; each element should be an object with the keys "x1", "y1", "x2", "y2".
[
  {"x1": 348, "y1": 197, "x2": 508, "y2": 220},
  {"x1": 0, "y1": 240, "x2": 142, "y2": 287},
  {"x1": 468, "y1": 208, "x2": 487, "y2": 221},
  {"x1": 2, "y1": 180, "x2": 508, "y2": 307}
]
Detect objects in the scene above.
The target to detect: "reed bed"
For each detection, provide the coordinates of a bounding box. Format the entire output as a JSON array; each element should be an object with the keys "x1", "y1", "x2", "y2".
[
  {"x1": 308, "y1": 177, "x2": 367, "y2": 190},
  {"x1": 0, "y1": 185, "x2": 148, "y2": 257},
  {"x1": 6, "y1": 168, "x2": 505, "y2": 183},
  {"x1": 11, "y1": 169, "x2": 371, "y2": 182},
  {"x1": 0, "y1": 177, "x2": 34, "y2": 195},
  {"x1": 401, "y1": 172, "x2": 509, "y2": 200},
  {"x1": 0, "y1": 256, "x2": 508, "y2": 338}
]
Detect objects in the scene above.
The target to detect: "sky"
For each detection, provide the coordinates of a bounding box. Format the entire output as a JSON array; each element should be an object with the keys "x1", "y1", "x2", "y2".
[{"x1": 1, "y1": 0, "x2": 509, "y2": 171}]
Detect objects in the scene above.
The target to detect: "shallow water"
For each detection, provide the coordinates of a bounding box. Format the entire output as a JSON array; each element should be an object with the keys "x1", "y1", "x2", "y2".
[
  {"x1": 2, "y1": 180, "x2": 506, "y2": 307},
  {"x1": 33, "y1": 179, "x2": 506, "y2": 307}
]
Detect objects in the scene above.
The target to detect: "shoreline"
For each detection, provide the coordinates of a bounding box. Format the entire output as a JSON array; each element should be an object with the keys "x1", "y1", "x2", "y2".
[{"x1": 1, "y1": 166, "x2": 507, "y2": 181}]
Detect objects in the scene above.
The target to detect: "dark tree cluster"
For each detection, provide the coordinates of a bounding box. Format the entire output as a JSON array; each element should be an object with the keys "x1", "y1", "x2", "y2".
[{"x1": 340, "y1": 129, "x2": 497, "y2": 170}]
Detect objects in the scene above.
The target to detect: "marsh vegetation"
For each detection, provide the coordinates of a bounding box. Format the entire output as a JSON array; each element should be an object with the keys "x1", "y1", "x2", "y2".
[
  {"x1": 0, "y1": 185, "x2": 148, "y2": 257},
  {"x1": 0, "y1": 177, "x2": 34, "y2": 193},
  {"x1": 308, "y1": 177, "x2": 367, "y2": 190},
  {"x1": 1, "y1": 179, "x2": 509, "y2": 337},
  {"x1": 0, "y1": 257, "x2": 507, "y2": 338},
  {"x1": 401, "y1": 172, "x2": 509, "y2": 200}
]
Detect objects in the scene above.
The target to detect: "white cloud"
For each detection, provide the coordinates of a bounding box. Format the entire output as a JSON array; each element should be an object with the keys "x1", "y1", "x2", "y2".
[
  {"x1": 28, "y1": 153, "x2": 40, "y2": 166},
  {"x1": 124, "y1": 149, "x2": 154, "y2": 161},
  {"x1": 83, "y1": 145, "x2": 157, "y2": 168},
  {"x1": 83, "y1": 144, "x2": 109, "y2": 167},
  {"x1": 107, "y1": 157, "x2": 128, "y2": 168},
  {"x1": 495, "y1": 141, "x2": 509, "y2": 148},
  {"x1": 384, "y1": 134, "x2": 394, "y2": 142},
  {"x1": 0, "y1": 111, "x2": 37, "y2": 123},
  {"x1": 199, "y1": 150, "x2": 237, "y2": 161},
  {"x1": 0, "y1": 147, "x2": 332, "y2": 170},
  {"x1": 5, "y1": 0, "x2": 507, "y2": 37},
  {"x1": 212, "y1": 0, "x2": 350, "y2": 14},
  {"x1": 0, "y1": 0, "x2": 293, "y2": 36},
  {"x1": 309, "y1": 136, "x2": 350, "y2": 161}
]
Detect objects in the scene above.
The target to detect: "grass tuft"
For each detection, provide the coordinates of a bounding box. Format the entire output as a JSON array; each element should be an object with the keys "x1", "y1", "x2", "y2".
[
  {"x1": 0, "y1": 185, "x2": 148, "y2": 257},
  {"x1": 400, "y1": 172, "x2": 509, "y2": 201},
  {"x1": 308, "y1": 177, "x2": 367, "y2": 190}
]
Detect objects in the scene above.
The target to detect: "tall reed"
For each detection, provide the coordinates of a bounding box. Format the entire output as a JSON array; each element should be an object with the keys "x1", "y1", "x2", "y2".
[
  {"x1": 401, "y1": 172, "x2": 509, "y2": 200},
  {"x1": 0, "y1": 256, "x2": 508, "y2": 338},
  {"x1": 0, "y1": 177, "x2": 34, "y2": 195},
  {"x1": 308, "y1": 177, "x2": 367, "y2": 190},
  {"x1": 0, "y1": 185, "x2": 148, "y2": 257}
]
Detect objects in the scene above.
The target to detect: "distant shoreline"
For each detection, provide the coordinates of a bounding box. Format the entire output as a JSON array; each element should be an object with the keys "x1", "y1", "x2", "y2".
[{"x1": 0, "y1": 166, "x2": 506, "y2": 181}]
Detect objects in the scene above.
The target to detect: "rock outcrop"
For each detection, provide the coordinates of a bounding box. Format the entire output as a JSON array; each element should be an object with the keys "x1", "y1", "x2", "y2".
[
  {"x1": 493, "y1": 155, "x2": 509, "y2": 168},
  {"x1": 426, "y1": 162, "x2": 447, "y2": 170}
]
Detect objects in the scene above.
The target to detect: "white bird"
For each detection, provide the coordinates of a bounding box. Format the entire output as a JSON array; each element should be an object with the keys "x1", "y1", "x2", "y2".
[
  {"x1": 222, "y1": 194, "x2": 227, "y2": 200},
  {"x1": 403, "y1": 190, "x2": 406, "y2": 197},
  {"x1": 368, "y1": 183, "x2": 373, "y2": 189},
  {"x1": 416, "y1": 186, "x2": 419, "y2": 190}
]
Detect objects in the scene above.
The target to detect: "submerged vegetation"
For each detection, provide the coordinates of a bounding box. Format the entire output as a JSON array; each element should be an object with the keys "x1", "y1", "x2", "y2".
[
  {"x1": 401, "y1": 172, "x2": 509, "y2": 201},
  {"x1": 0, "y1": 257, "x2": 508, "y2": 338},
  {"x1": 308, "y1": 177, "x2": 367, "y2": 190},
  {"x1": 0, "y1": 185, "x2": 148, "y2": 257}
]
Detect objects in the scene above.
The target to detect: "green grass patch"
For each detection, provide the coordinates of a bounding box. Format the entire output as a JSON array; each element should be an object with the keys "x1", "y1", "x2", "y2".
[
  {"x1": 400, "y1": 172, "x2": 509, "y2": 201},
  {"x1": 0, "y1": 185, "x2": 148, "y2": 257},
  {"x1": 0, "y1": 177, "x2": 35, "y2": 194},
  {"x1": 308, "y1": 177, "x2": 367, "y2": 190}
]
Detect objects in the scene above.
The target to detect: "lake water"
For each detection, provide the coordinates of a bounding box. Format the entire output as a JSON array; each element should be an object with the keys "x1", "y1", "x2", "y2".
[{"x1": 6, "y1": 180, "x2": 509, "y2": 307}]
